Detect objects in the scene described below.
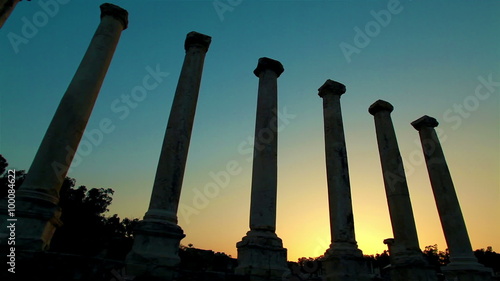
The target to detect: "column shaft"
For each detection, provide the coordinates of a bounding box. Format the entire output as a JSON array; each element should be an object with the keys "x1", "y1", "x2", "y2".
[
  {"x1": 318, "y1": 80, "x2": 358, "y2": 251},
  {"x1": 318, "y1": 80, "x2": 371, "y2": 281},
  {"x1": 249, "y1": 68, "x2": 279, "y2": 232},
  {"x1": 0, "y1": 3, "x2": 127, "y2": 251},
  {"x1": 126, "y1": 31, "x2": 211, "y2": 280},
  {"x1": 19, "y1": 5, "x2": 127, "y2": 202},
  {"x1": 370, "y1": 101, "x2": 438, "y2": 281},
  {"x1": 369, "y1": 100, "x2": 420, "y2": 254},
  {"x1": 236, "y1": 57, "x2": 288, "y2": 281},
  {"x1": 145, "y1": 32, "x2": 211, "y2": 224},
  {"x1": 412, "y1": 116, "x2": 475, "y2": 261},
  {"x1": 412, "y1": 116, "x2": 492, "y2": 280}
]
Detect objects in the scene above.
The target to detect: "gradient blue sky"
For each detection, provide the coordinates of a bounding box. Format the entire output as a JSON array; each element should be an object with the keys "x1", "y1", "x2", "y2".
[{"x1": 1, "y1": 0, "x2": 499, "y2": 261}]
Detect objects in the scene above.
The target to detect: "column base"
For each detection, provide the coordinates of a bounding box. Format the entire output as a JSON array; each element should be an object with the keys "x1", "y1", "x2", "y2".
[
  {"x1": 0, "y1": 194, "x2": 62, "y2": 251},
  {"x1": 323, "y1": 243, "x2": 373, "y2": 281},
  {"x1": 235, "y1": 230, "x2": 290, "y2": 281},
  {"x1": 126, "y1": 219, "x2": 185, "y2": 280},
  {"x1": 442, "y1": 257, "x2": 493, "y2": 281},
  {"x1": 383, "y1": 238, "x2": 438, "y2": 281}
]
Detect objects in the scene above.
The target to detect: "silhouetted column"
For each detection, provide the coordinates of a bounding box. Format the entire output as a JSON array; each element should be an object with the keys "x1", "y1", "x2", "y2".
[
  {"x1": 248, "y1": 57, "x2": 282, "y2": 233},
  {"x1": 236, "y1": 57, "x2": 289, "y2": 281},
  {"x1": 319, "y1": 80, "x2": 358, "y2": 253},
  {"x1": 0, "y1": 0, "x2": 21, "y2": 28},
  {"x1": 318, "y1": 80, "x2": 371, "y2": 281},
  {"x1": 0, "y1": 3, "x2": 127, "y2": 251},
  {"x1": 126, "y1": 31, "x2": 211, "y2": 280},
  {"x1": 369, "y1": 100, "x2": 437, "y2": 281},
  {"x1": 412, "y1": 116, "x2": 492, "y2": 281}
]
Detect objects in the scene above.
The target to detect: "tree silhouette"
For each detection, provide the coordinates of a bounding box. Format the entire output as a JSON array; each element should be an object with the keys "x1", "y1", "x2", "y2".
[
  {"x1": 49, "y1": 178, "x2": 138, "y2": 259},
  {"x1": 474, "y1": 247, "x2": 500, "y2": 273},
  {"x1": 178, "y1": 245, "x2": 236, "y2": 273},
  {"x1": 0, "y1": 155, "x2": 7, "y2": 174},
  {"x1": 1, "y1": 155, "x2": 137, "y2": 260},
  {"x1": 50, "y1": 178, "x2": 116, "y2": 255},
  {"x1": 423, "y1": 244, "x2": 441, "y2": 269}
]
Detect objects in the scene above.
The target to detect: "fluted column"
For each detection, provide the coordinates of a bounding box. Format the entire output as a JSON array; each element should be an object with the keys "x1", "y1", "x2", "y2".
[
  {"x1": 0, "y1": 3, "x2": 128, "y2": 251},
  {"x1": 126, "y1": 31, "x2": 211, "y2": 280},
  {"x1": 236, "y1": 57, "x2": 289, "y2": 281},
  {"x1": 412, "y1": 116, "x2": 492, "y2": 281},
  {"x1": 369, "y1": 100, "x2": 437, "y2": 281},
  {"x1": 318, "y1": 80, "x2": 370, "y2": 281}
]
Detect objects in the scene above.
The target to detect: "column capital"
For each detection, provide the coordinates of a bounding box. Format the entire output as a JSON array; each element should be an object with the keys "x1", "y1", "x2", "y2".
[
  {"x1": 254, "y1": 57, "x2": 284, "y2": 78},
  {"x1": 100, "y1": 3, "x2": 128, "y2": 30},
  {"x1": 411, "y1": 115, "x2": 439, "y2": 131},
  {"x1": 185, "y1": 31, "x2": 212, "y2": 52},
  {"x1": 368, "y1": 99, "x2": 393, "y2": 115},
  {"x1": 318, "y1": 79, "x2": 346, "y2": 98}
]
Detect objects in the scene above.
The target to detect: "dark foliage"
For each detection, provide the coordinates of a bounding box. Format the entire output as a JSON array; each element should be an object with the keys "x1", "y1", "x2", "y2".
[
  {"x1": 474, "y1": 247, "x2": 500, "y2": 273},
  {"x1": 179, "y1": 245, "x2": 236, "y2": 273},
  {"x1": 1, "y1": 155, "x2": 138, "y2": 260},
  {"x1": 50, "y1": 178, "x2": 138, "y2": 259}
]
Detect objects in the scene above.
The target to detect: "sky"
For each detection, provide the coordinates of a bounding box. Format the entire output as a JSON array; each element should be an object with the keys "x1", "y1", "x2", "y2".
[{"x1": 1, "y1": 0, "x2": 499, "y2": 262}]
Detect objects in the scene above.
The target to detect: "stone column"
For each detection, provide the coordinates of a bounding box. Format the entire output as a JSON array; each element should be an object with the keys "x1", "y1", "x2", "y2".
[
  {"x1": 369, "y1": 100, "x2": 437, "y2": 281},
  {"x1": 236, "y1": 57, "x2": 289, "y2": 281},
  {"x1": 0, "y1": 3, "x2": 127, "y2": 251},
  {"x1": 0, "y1": 0, "x2": 21, "y2": 28},
  {"x1": 126, "y1": 31, "x2": 211, "y2": 280},
  {"x1": 318, "y1": 79, "x2": 371, "y2": 281},
  {"x1": 411, "y1": 116, "x2": 492, "y2": 281}
]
